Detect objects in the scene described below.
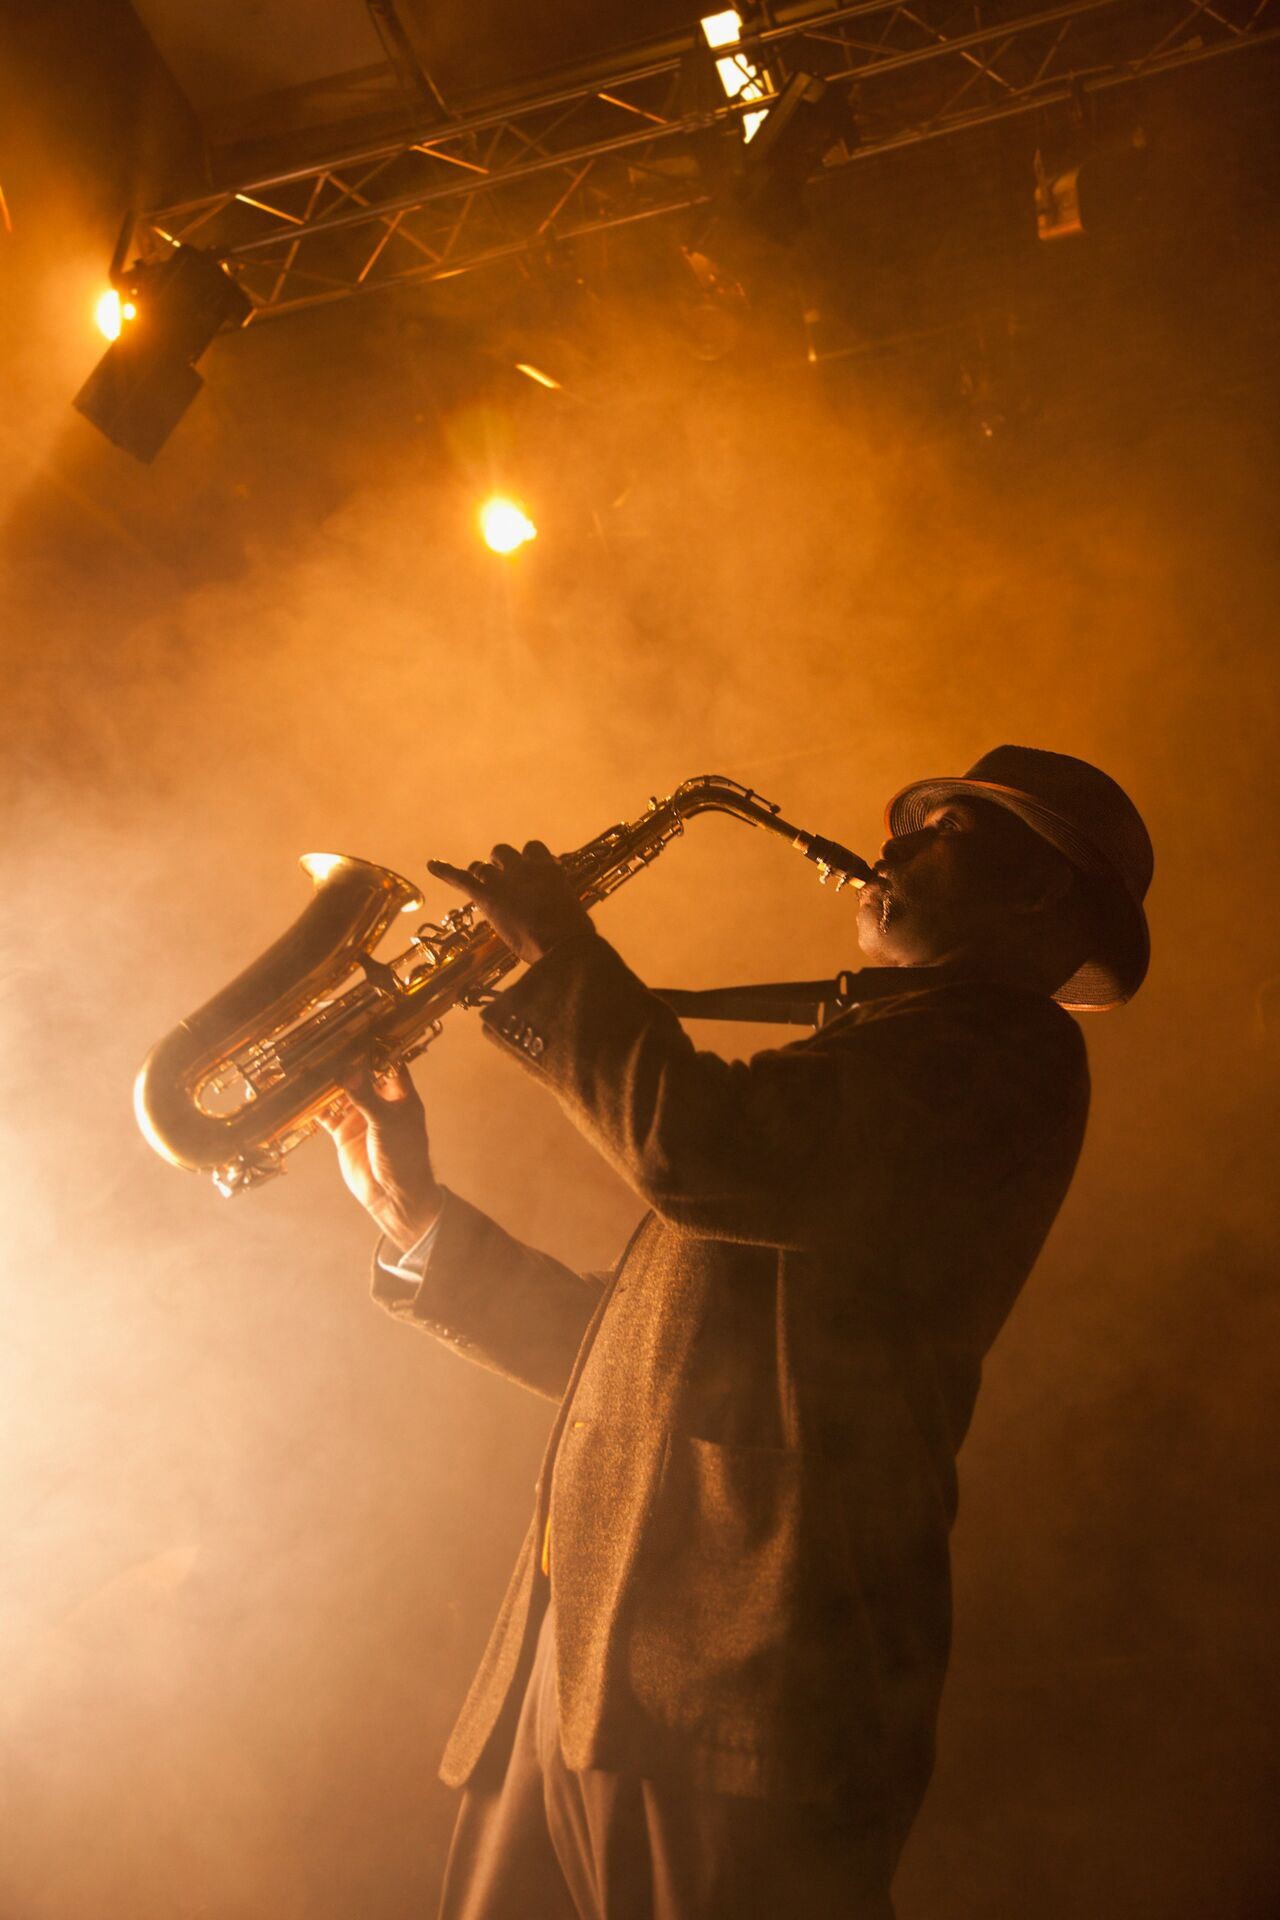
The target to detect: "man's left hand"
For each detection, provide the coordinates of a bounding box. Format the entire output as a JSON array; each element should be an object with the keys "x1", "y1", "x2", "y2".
[{"x1": 427, "y1": 840, "x2": 593, "y2": 966}]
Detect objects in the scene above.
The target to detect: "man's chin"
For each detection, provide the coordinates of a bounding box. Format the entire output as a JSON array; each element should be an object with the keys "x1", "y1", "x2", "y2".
[{"x1": 855, "y1": 889, "x2": 905, "y2": 965}]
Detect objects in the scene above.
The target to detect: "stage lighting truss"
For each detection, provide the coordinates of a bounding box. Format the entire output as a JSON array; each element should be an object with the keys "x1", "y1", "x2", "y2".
[{"x1": 127, "y1": 0, "x2": 1277, "y2": 325}]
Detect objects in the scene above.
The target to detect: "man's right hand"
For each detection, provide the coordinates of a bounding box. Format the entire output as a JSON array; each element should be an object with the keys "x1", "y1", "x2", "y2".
[{"x1": 321, "y1": 1064, "x2": 444, "y2": 1253}]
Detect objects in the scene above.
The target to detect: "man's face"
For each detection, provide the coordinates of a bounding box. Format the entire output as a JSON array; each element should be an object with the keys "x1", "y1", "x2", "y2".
[{"x1": 855, "y1": 796, "x2": 1056, "y2": 967}]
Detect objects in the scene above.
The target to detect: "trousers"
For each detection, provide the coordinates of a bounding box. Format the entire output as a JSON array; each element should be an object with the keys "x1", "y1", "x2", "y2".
[{"x1": 437, "y1": 1604, "x2": 897, "y2": 1920}]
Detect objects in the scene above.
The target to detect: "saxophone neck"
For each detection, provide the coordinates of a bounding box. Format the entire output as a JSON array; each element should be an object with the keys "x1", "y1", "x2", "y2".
[
  {"x1": 564, "y1": 774, "x2": 871, "y2": 908},
  {"x1": 665, "y1": 776, "x2": 874, "y2": 889}
]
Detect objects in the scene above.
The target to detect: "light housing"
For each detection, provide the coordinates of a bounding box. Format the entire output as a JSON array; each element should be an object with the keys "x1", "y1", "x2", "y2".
[
  {"x1": 730, "y1": 71, "x2": 856, "y2": 236},
  {"x1": 74, "y1": 245, "x2": 252, "y2": 461}
]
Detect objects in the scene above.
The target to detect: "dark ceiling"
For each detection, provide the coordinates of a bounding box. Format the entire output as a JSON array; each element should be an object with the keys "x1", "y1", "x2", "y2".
[{"x1": 129, "y1": 0, "x2": 714, "y2": 138}]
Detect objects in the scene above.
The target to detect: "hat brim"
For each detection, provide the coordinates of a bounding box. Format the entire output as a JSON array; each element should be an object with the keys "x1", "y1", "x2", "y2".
[{"x1": 886, "y1": 777, "x2": 1150, "y2": 1012}]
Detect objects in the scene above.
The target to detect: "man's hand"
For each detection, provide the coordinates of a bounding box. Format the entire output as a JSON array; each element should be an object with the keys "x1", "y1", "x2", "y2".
[
  {"x1": 426, "y1": 839, "x2": 593, "y2": 966},
  {"x1": 320, "y1": 1065, "x2": 443, "y2": 1253}
]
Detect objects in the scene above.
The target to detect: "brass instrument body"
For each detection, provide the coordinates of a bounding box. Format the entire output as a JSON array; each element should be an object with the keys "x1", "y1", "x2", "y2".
[{"x1": 134, "y1": 776, "x2": 871, "y2": 1196}]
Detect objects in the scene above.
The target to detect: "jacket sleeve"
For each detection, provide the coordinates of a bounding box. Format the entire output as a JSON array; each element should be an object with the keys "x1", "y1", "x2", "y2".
[
  {"x1": 370, "y1": 1186, "x2": 609, "y2": 1401},
  {"x1": 479, "y1": 933, "x2": 1089, "y2": 1251}
]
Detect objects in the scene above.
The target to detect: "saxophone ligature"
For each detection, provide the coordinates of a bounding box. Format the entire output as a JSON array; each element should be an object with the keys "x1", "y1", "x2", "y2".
[{"x1": 134, "y1": 775, "x2": 872, "y2": 1197}]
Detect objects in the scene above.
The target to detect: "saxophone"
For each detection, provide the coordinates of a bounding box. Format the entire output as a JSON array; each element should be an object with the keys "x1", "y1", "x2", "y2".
[{"x1": 134, "y1": 775, "x2": 872, "y2": 1197}]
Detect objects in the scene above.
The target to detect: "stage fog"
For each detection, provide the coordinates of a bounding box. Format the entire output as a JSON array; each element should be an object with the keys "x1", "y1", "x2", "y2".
[{"x1": 2, "y1": 17, "x2": 1278, "y2": 1919}]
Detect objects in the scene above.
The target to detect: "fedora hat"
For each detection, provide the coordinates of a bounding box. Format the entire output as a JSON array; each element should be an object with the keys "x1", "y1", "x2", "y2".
[{"x1": 886, "y1": 745, "x2": 1153, "y2": 1011}]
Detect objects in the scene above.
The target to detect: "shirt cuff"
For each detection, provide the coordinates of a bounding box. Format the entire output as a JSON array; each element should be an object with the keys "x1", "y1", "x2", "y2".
[{"x1": 371, "y1": 1196, "x2": 449, "y2": 1305}]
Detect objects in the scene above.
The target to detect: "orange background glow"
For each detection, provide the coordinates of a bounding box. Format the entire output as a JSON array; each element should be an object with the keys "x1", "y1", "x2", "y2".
[{"x1": 2, "y1": 17, "x2": 1278, "y2": 1920}]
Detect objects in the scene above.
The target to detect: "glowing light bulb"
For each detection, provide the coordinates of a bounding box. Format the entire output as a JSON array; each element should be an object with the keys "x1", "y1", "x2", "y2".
[
  {"x1": 701, "y1": 10, "x2": 743, "y2": 48},
  {"x1": 95, "y1": 289, "x2": 123, "y2": 340},
  {"x1": 701, "y1": 10, "x2": 774, "y2": 141},
  {"x1": 95, "y1": 290, "x2": 138, "y2": 340},
  {"x1": 480, "y1": 497, "x2": 537, "y2": 554}
]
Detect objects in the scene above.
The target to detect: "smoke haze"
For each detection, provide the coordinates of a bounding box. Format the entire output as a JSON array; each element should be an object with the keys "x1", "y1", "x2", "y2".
[{"x1": 2, "y1": 37, "x2": 1278, "y2": 1920}]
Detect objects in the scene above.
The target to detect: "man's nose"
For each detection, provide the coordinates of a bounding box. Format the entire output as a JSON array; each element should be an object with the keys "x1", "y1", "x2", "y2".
[{"x1": 878, "y1": 828, "x2": 927, "y2": 870}]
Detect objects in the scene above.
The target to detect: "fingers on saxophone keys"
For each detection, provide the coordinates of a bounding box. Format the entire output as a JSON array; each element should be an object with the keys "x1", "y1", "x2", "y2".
[
  {"x1": 490, "y1": 842, "x2": 521, "y2": 869},
  {"x1": 374, "y1": 1063, "x2": 421, "y2": 1110},
  {"x1": 320, "y1": 1091, "x2": 365, "y2": 1138},
  {"x1": 339, "y1": 1067, "x2": 420, "y2": 1131},
  {"x1": 522, "y1": 839, "x2": 554, "y2": 862},
  {"x1": 337, "y1": 1068, "x2": 379, "y2": 1119}
]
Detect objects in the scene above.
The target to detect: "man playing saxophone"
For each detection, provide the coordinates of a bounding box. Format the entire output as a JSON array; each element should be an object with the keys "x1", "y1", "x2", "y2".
[{"x1": 325, "y1": 745, "x2": 1152, "y2": 1920}]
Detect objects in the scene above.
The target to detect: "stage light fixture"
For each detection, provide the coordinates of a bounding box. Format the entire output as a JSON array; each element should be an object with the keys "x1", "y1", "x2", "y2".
[
  {"x1": 73, "y1": 243, "x2": 252, "y2": 461},
  {"x1": 729, "y1": 71, "x2": 856, "y2": 236},
  {"x1": 1034, "y1": 132, "x2": 1149, "y2": 243},
  {"x1": 479, "y1": 497, "x2": 537, "y2": 554},
  {"x1": 700, "y1": 10, "x2": 776, "y2": 142}
]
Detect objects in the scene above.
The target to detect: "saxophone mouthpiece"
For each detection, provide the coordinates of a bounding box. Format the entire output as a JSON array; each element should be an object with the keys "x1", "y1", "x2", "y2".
[{"x1": 795, "y1": 834, "x2": 873, "y2": 889}]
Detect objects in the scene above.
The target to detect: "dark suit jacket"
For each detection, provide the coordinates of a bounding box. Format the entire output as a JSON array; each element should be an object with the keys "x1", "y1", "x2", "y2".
[{"x1": 372, "y1": 933, "x2": 1089, "y2": 1854}]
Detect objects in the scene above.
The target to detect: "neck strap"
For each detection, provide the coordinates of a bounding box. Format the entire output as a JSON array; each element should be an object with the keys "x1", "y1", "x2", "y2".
[{"x1": 653, "y1": 967, "x2": 947, "y2": 1028}]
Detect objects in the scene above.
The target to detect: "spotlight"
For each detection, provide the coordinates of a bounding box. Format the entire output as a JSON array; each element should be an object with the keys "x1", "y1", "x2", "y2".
[
  {"x1": 700, "y1": 9, "x2": 776, "y2": 142},
  {"x1": 73, "y1": 243, "x2": 252, "y2": 461},
  {"x1": 700, "y1": 8, "x2": 742, "y2": 42},
  {"x1": 479, "y1": 497, "x2": 537, "y2": 554},
  {"x1": 1034, "y1": 132, "x2": 1149, "y2": 243},
  {"x1": 94, "y1": 289, "x2": 137, "y2": 341}
]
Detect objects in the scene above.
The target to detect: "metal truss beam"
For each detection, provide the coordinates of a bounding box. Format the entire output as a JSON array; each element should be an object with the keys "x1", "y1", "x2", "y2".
[{"x1": 134, "y1": 0, "x2": 1278, "y2": 322}]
